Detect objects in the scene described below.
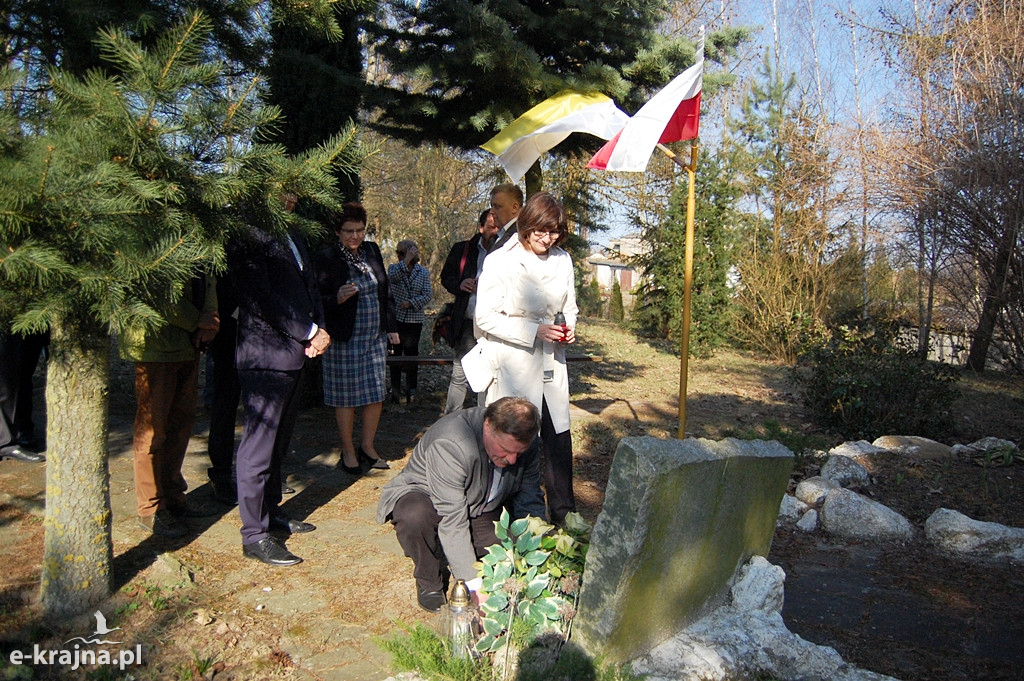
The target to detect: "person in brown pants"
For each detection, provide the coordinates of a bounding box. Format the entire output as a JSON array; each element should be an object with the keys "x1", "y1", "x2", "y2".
[{"x1": 121, "y1": 274, "x2": 220, "y2": 537}]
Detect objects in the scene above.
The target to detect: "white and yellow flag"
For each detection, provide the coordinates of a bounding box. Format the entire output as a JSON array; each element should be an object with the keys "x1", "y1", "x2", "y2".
[{"x1": 481, "y1": 91, "x2": 629, "y2": 181}]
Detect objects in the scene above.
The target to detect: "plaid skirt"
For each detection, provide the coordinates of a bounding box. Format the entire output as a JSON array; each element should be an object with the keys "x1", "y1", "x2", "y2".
[
  {"x1": 322, "y1": 330, "x2": 387, "y2": 407},
  {"x1": 322, "y1": 267, "x2": 388, "y2": 407}
]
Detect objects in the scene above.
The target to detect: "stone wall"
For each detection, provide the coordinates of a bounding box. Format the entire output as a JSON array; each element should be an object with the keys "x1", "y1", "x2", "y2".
[{"x1": 574, "y1": 437, "x2": 793, "y2": 663}]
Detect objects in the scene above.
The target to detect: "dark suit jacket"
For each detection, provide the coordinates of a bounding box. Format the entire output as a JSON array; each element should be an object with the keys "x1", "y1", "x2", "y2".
[
  {"x1": 312, "y1": 241, "x2": 397, "y2": 342},
  {"x1": 227, "y1": 227, "x2": 324, "y2": 372},
  {"x1": 376, "y1": 406, "x2": 545, "y2": 582},
  {"x1": 439, "y1": 233, "x2": 482, "y2": 341},
  {"x1": 490, "y1": 219, "x2": 517, "y2": 252}
]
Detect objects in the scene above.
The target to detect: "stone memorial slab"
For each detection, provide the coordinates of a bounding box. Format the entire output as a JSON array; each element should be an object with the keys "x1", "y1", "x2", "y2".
[{"x1": 574, "y1": 436, "x2": 793, "y2": 662}]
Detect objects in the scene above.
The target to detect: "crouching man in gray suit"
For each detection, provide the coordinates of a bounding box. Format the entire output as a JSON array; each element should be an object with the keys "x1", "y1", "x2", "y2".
[{"x1": 377, "y1": 396, "x2": 546, "y2": 612}]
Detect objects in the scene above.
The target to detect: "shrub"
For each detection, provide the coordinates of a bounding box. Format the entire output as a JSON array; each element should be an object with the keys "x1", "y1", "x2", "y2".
[
  {"x1": 578, "y1": 278, "x2": 604, "y2": 317},
  {"x1": 606, "y1": 280, "x2": 624, "y2": 322},
  {"x1": 795, "y1": 324, "x2": 961, "y2": 440}
]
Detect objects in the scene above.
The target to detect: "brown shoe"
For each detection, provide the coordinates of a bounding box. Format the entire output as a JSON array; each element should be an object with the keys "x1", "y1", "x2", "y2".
[{"x1": 137, "y1": 511, "x2": 187, "y2": 538}]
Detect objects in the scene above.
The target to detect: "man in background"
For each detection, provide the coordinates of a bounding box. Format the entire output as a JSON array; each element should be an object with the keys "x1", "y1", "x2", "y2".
[
  {"x1": 488, "y1": 183, "x2": 523, "y2": 253},
  {"x1": 441, "y1": 208, "x2": 498, "y2": 414}
]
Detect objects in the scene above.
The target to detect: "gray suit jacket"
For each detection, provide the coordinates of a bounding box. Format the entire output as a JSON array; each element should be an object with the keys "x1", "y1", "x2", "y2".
[{"x1": 377, "y1": 406, "x2": 546, "y2": 581}]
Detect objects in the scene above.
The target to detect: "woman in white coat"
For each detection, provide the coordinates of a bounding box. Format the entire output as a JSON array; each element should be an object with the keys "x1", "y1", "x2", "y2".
[{"x1": 471, "y1": 191, "x2": 579, "y2": 524}]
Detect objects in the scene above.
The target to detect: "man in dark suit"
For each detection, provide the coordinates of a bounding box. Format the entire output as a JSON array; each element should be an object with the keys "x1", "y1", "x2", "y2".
[
  {"x1": 228, "y1": 193, "x2": 331, "y2": 566},
  {"x1": 377, "y1": 396, "x2": 546, "y2": 612},
  {"x1": 488, "y1": 183, "x2": 523, "y2": 253},
  {"x1": 0, "y1": 330, "x2": 45, "y2": 463},
  {"x1": 440, "y1": 208, "x2": 499, "y2": 414}
]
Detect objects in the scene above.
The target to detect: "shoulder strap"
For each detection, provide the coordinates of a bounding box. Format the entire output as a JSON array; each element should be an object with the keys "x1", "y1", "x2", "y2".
[{"x1": 458, "y1": 239, "x2": 471, "y2": 277}]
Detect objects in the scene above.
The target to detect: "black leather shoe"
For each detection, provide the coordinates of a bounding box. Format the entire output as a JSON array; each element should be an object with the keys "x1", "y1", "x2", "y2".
[
  {"x1": 416, "y1": 586, "x2": 447, "y2": 613},
  {"x1": 281, "y1": 484, "x2": 296, "y2": 495},
  {"x1": 338, "y1": 454, "x2": 363, "y2": 475},
  {"x1": 269, "y1": 513, "x2": 316, "y2": 534},
  {"x1": 1, "y1": 446, "x2": 45, "y2": 463},
  {"x1": 358, "y1": 448, "x2": 390, "y2": 470},
  {"x1": 242, "y1": 536, "x2": 302, "y2": 566}
]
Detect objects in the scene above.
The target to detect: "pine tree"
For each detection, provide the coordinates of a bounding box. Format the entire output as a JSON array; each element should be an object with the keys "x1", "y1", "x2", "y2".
[
  {"x1": 630, "y1": 150, "x2": 738, "y2": 356},
  {"x1": 363, "y1": 1, "x2": 742, "y2": 192},
  {"x1": 265, "y1": 2, "x2": 373, "y2": 201},
  {"x1": 608, "y1": 279, "x2": 625, "y2": 322},
  {"x1": 0, "y1": 12, "x2": 360, "y2": 618}
]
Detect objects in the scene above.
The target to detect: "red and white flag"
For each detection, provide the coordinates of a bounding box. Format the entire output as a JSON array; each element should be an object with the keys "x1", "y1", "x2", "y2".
[{"x1": 588, "y1": 28, "x2": 704, "y2": 172}]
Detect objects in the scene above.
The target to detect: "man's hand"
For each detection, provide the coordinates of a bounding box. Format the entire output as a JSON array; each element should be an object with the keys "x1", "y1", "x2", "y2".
[
  {"x1": 386, "y1": 332, "x2": 400, "y2": 345},
  {"x1": 198, "y1": 310, "x2": 220, "y2": 332},
  {"x1": 305, "y1": 328, "x2": 331, "y2": 358},
  {"x1": 459, "y1": 277, "x2": 477, "y2": 293}
]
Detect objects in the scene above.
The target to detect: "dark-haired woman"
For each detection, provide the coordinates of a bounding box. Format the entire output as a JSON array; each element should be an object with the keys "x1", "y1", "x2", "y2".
[
  {"x1": 469, "y1": 191, "x2": 579, "y2": 525},
  {"x1": 313, "y1": 202, "x2": 399, "y2": 474}
]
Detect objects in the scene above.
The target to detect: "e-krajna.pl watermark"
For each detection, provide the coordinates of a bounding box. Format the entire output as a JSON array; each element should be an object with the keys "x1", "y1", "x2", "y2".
[
  {"x1": 8, "y1": 643, "x2": 143, "y2": 672},
  {"x1": 6, "y1": 609, "x2": 143, "y2": 672}
]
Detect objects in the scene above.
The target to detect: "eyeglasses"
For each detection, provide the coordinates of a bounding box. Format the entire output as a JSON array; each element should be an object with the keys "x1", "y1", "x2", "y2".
[
  {"x1": 340, "y1": 227, "x2": 366, "y2": 235},
  {"x1": 530, "y1": 230, "x2": 559, "y2": 240}
]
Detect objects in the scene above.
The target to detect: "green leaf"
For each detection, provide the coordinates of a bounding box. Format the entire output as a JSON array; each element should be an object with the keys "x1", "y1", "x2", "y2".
[
  {"x1": 484, "y1": 592, "x2": 508, "y2": 612},
  {"x1": 510, "y1": 519, "x2": 530, "y2": 538},
  {"x1": 532, "y1": 597, "x2": 560, "y2": 619},
  {"x1": 475, "y1": 634, "x2": 494, "y2": 652},
  {"x1": 524, "y1": 550, "x2": 548, "y2": 566},
  {"x1": 493, "y1": 562, "x2": 513, "y2": 582},
  {"x1": 517, "y1": 533, "x2": 542, "y2": 553},
  {"x1": 524, "y1": 578, "x2": 547, "y2": 600},
  {"x1": 481, "y1": 616, "x2": 504, "y2": 637}
]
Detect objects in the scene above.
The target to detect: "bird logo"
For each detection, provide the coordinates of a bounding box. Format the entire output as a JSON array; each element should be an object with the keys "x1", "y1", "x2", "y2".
[{"x1": 63, "y1": 610, "x2": 122, "y2": 646}]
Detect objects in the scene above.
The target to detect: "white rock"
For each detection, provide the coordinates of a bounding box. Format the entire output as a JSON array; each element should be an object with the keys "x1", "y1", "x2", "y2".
[
  {"x1": 630, "y1": 556, "x2": 899, "y2": 681},
  {"x1": 967, "y1": 437, "x2": 1019, "y2": 453},
  {"x1": 820, "y1": 489, "x2": 914, "y2": 542},
  {"x1": 796, "y1": 509, "x2": 819, "y2": 532},
  {"x1": 828, "y1": 440, "x2": 888, "y2": 462},
  {"x1": 778, "y1": 494, "x2": 809, "y2": 524},
  {"x1": 795, "y1": 476, "x2": 840, "y2": 506},
  {"x1": 872, "y1": 435, "x2": 952, "y2": 460},
  {"x1": 821, "y1": 455, "x2": 871, "y2": 487},
  {"x1": 729, "y1": 555, "x2": 785, "y2": 613},
  {"x1": 924, "y1": 508, "x2": 1024, "y2": 563}
]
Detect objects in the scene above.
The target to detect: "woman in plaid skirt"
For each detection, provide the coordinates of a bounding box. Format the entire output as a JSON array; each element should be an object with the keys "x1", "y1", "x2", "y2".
[{"x1": 313, "y1": 203, "x2": 399, "y2": 474}]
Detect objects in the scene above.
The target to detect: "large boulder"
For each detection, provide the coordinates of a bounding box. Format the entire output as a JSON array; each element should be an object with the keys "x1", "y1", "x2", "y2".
[
  {"x1": 795, "y1": 476, "x2": 840, "y2": 506},
  {"x1": 820, "y1": 489, "x2": 914, "y2": 542},
  {"x1": 924, "y1": 508, "x2": 1024, "y2": 562},
  {"x1": 777, "y1": 494, "x2": 809, "y2": 525},
  {"x1": 575, "y1": 437, "x2": 793, "y2": 663},
  {"x1": 828, "y1": 440, "x2": 888, "y2": 463},
  {"x1": 821, "y1": 456, "x2": 871, "y2": 487},
  {"x1": 872, "y1": 435, "x2": 952, "y2": 460}
]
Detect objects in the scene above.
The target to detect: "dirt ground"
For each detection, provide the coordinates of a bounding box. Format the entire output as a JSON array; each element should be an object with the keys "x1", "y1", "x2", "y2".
[{"x1": 1, "y1": 319, "x2": 1023, "y2": 680}]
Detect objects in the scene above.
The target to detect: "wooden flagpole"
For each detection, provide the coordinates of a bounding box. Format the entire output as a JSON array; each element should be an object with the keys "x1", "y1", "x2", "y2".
[{"x1": 657, "y1": 139, "x2": 699, "y2": 439}]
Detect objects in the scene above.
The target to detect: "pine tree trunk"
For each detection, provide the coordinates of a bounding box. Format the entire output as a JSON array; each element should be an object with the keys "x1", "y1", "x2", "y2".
[{"x1": 40, "y1": 321, "x2": 113, "y2": 620}]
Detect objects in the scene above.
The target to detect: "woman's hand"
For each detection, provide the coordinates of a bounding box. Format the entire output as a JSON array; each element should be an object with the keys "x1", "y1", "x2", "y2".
[
  {"x1": 537, "y1": 323, "x2": 574, "y2": 344},
  {"x1": 337, "y1": 282, "x2": 358, "y2": 303},
  {"x1": 387, "y1": 332, "x2": 400, "y2": 345}
]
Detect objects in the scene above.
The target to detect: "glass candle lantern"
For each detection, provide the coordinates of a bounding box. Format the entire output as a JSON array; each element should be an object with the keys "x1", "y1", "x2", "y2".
[{"x1": 443, "y1": 579, "x2": 478, "y2": 659}]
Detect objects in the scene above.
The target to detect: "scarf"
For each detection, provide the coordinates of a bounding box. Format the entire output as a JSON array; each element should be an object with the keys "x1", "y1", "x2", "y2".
[{"x1": 339, "y1": 242, "x2": 372, "y2": 276}]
